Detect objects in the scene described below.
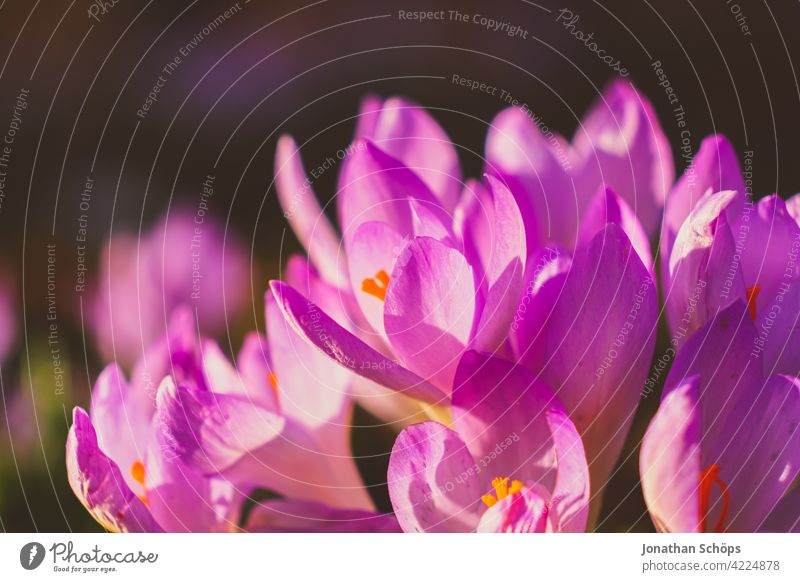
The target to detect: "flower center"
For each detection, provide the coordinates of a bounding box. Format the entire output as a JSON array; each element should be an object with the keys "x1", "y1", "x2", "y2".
[
  {"x1": 481, "y1": 476, "x2": 524, "y2": 508},
  {"x1": 362, "y1": 270, "x2": 390, "y2": 301},
  {"x1": 745, "y1": 284, "x2": 761, "y2": 321},
  {"x1": 699, "y1": 463, "x2": 730, "y2": 533}
]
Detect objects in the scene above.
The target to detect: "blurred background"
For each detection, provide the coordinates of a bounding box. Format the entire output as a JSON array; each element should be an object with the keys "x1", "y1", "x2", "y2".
[{"x1": 0, "y1": 0, "x2": 798, "y2": 532}]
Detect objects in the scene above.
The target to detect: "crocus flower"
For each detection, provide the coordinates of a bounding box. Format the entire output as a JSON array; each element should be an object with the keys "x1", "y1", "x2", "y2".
[
  {"x1": 660, "y1": 135, "x2": 745, "y2": 281},
  {"x1": 68, "y1": 306, "x2": 396, "y2": 532},
  {"x1": 387, "y1": 351, "x2": 589, "y2": 532},
  {"x1": 485, "y1": 79, "x2": 673, "y2": 247},
  {"x1": 640, "y1": 302, "x2": 800, "y2": 532},
  {"x1": 272, "y1": 95, "x2": 659, "y2": 513},
  {"x1": 663, "y1": 142, "x2": 800, "y2": 375},
  {"x1": 356, "y1": 95, "x2": 463, "y2": 213},
  {"x1": 88, "y1": 206, "x2": 249, "y2": 366},
  {"x1": 274, "y1": 125, "x2": 527, "y2": 404},
  {"x1": 67, "y1": 309, "x2": 239, "y2": 532},
  {"x1": 524, "y1": 224, "x2": 657, "y2": 511}
]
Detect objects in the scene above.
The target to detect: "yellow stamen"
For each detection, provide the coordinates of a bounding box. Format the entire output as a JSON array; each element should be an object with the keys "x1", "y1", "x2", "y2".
[
  {"x1": 131, "y1": 461, "x2": 145, "y2": 487},
  {"x1": 493, "y1": 476, "x2": 509, "y2": 499},
  {"x1": 745, "y1": 284, "x2": 761, "y2": 321},
  {"x1": 481, "y1": 476, "x2": 524, "y2": 508},
  {"x1": 699, "y1": 463, "x2": 730, "y2": 533},
  {"x1": 362, "y1": 270, "x2": 390, "y2": 301}
]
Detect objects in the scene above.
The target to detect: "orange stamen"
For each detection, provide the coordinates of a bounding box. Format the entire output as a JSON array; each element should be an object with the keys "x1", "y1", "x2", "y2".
[
  {"x1": 131, "y1": 461, "x2": 145, "y2": 487},
  {"x1": 699, "y1": 463, "x2": 730, "y2": 533},
  {"x1": 745, "y1": 284, "x2": 761, "y2": 321},
  {"x1": 268, "y1": 371, "x2": 280, "y2": 401},
  {"x1": 481, "y1": 476, "x2": 524, "y2": 508},
  {"x1": 361, "y1": 270, "x2": 390, "y2": 301}
]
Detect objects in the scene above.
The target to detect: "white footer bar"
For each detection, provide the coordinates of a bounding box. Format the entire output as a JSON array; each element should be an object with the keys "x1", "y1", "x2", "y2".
[{"x1": 1, "y1": 533, "x2": 797, "y2": 581}]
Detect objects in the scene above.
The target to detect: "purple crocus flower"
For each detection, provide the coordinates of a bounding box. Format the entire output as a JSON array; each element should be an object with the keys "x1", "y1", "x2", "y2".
[
  {"x1": 272, "y1": 218, "x2": 655, "y2": 516},
  {"x1": 88, "y1": 206, "x2": 249, "y2": 366},
  {"x1": 271, "y1": 94, "x2": 659, "y2": 513},
  {"x1": 274, "y1": 128, "x2": 526, "y2": 415},
  {"x1": 67, "y1": 310, "x2": 239, "y2": 532},
  {"x1": 387, "y1": 351, "x2": 589, "y2": 532},
  {"x1": 516, "y1": 222, "x2": 657, "y2": 516},
  {"x1": 485, "y1": 79, "x2": 673, "y2": 247},
  {"x1": 640, "y1": 302, "x2": 800, "y2": 532},
  {"x1": 68, "y1": 306, "x2": 397, "y2": 532},
  {"x1": 663, "y1": 140, "x2": 800, "y2": 375}
]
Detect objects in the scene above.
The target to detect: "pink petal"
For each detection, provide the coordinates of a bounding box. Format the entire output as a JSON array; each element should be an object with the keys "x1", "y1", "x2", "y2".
[
  {"x1": 246, "y1": 498, "x2": 401, "y2": 532},
  {"x1": 544, "y1": 224, "x2": 658, "y2": 499},
  {"x1": 235, "y1": 332, "x2": 280, "y2": 411},
  {"x1": 666, "y1": 192, "x2": 747, "y2": 342},
  {"x1": 577, "y1": 187, "x2": 653, "y2": 273},
  {"x1": 456, "y1": 179, "x2": 494, "y2": 278},
  {"x1": 546, "y1": 399, "x2": 591, "y2": 532},
  {"x1": 661, "y1": 135, "x2": 745, "y2": 280},
  {"x1": 470, "y1": 175, "x2": 527, "y2": 352},
  {"x1": 269, "y1": 280, "x2": 447, "y2": 404},
  {"x1": 640, "y1": 377, "x2": 703, "y2": 532},
  {"x1": 66, "y1": 408, "x2": 162, "y2": 533},
  {"x1": 265, "y1": 293, "x2": 351, "y2": 435},
  {"x1": 274, "y1": 135, "x2": 346, "y2": 287},
  {"x1": 90, "y1": 364, "x2": 153, "y2": 495},
  {"x1": 485, "y1": 106, "x2": 571, "y2": 246},
  {"x1": 156, "y1": 375, "x2": 366, "y2": 508},
  {"x1": 387, "y1": 421, "x2": 483, "y2": 532},
  {"x1": 710, "y1": 374, "x2": 800, "y2": 532},
  {"x1": 509, "y1": 244, "x2": 571, "y2": 374},
  {"x1": 200, "y1": 339, "x2": 265, "y2": 403},
  {"x1": 451, "y1": 351, "x2": 589, "y2": 532},
  {"x1": 665, "y1": 302, "x2": 762, "y2": 417},
  {"x1": 155, "y1": 376, "x2": 285, "y2": 475},
  {"x1": 384, "y1": 237, "x2": 476, "y2": 391},
  {"x1": 144, "y1": 430, "x2": 242, "y2": 532},
  {"x1": 347, "y1": 220, "x2": 407, "y2": 336},
  {"x1": 762, "y1": 280, "x2": 800, "y2": 376},
  {"x1": 663, "y1": 308, "x2": 800, "y2": 532},
  {"x1": 356, "y1": 96, "x2": 462, "y2": 212},
  {"x1": 573, "y1": 80, "x2": 673, "y2": 238},
  {"x1": 786, "y1": 193, "x2": 800, "y2": 225},
  {"x1": 337, "y1": 140, "x2": 445, "y2": 245},
  {"x1": 732, "y1": 195, "x2": 800, "y2": 314},
  {"x1": 451, "y1": 351, "x2": 559, "y2": 490}
]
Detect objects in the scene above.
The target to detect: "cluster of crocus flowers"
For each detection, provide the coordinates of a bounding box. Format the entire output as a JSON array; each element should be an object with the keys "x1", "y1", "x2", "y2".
[
  {"x1": 67, "y1": 79, "x2": 800, "y2": 533},
  {"x1": 67, "y1": 306, "x2": 398, "y2": 532},
  {"x1": 641, "y1": 134, "x2": 800, "y2": 532},
  {"x1": 640, "y1": 303, "x2": 800, "y2": 532},
  {"x1": 271, "y1": 82, "x2": 660, "y2": 522}
]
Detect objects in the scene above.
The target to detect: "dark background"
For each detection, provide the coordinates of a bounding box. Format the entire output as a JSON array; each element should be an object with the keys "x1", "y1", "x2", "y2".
[{"x1": 0, "y1": 0, "x2": 798, "y2": 532}]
